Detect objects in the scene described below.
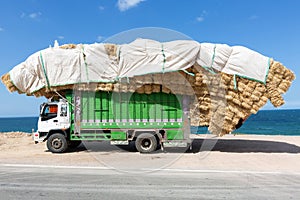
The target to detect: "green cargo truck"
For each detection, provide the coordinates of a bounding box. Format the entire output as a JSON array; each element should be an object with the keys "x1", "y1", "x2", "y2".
[{"x1": 34, "y1": 90, "x2": 191, "y2": 153}]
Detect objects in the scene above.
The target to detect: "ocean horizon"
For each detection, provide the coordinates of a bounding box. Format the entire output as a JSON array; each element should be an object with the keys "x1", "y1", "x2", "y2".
[{"x1": 0, "y1": 109, "x2": 299, "y2": 135}]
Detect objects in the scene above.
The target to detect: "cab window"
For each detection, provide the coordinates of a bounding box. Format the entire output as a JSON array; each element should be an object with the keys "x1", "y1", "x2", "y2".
[{"x1": 41, "y1": 105, "x2": 58, "y2": 121}]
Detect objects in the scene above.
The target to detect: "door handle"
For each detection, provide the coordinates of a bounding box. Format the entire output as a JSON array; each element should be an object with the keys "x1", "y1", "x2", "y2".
[{"x1": 53, "y1": 120, "x2": 58, "y2": 122}]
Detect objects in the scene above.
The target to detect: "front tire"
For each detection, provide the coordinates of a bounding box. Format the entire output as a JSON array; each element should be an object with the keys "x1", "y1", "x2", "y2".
[
  {"x1": 135, "y1": 133, "x2": 157, "y2": 153},
  {"x1": 47, "y1": 133, "x2": 68, "y2": 153}
]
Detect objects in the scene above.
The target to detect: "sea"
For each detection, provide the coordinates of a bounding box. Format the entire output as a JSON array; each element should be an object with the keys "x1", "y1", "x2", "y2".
[{"x1": 0, "y1": 109, "x2": 299, "y2": 135}]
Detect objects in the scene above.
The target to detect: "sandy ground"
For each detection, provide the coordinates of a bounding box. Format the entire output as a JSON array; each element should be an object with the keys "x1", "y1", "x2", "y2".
[{"x1": 1, "y1": 132, "x2": 300, "y2": 173}]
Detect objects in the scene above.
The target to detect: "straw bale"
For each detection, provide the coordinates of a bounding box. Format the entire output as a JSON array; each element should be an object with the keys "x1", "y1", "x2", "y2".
[
  {"x1": 104, "y1": 44, "x2": 118, "y2": 59},
  {"x1": 237, "y1": 81, "x2": 247, "y2": 93},
  {"x1": 225, "y1": 114, "x2": 233, "y2": 121},
  {"x1": 221, "y1": 73, "x2": 232, "y2": 85},
  {"x1": 136, "y1": 86, "x2": 145, "y2": 94},
  {"x1": 225, "y1": 94, "x2": 234, "y2": 101},
  {"x1": 252, "y1": 90, "x2": 262, "y2": 97},
  {"x1": 241, "y1": 101, "x2": 252, "y2": 110},
  {"x1": 104, "y1": 83, "x2": 114, "y2": 91},
  {"x1": 1, "y1": 73, "x2": 21, "y2": 94},
  {"x1": 242, "y1": 91, "x2": 252, "y2": 98},
  {"x1": 250, "y1": 104, "x2": 260, "y2": 114},
  {"x1": 250, "y1": 94, "x2": 260, "y2": 102},
  {"x1": 199, "y1": 104, "x2": 210, "y2": 111},
  {"x1": 162, "y1": 86, "x2": 171, "y2": 94},
  {"x1": 128, "y1": 83, "x2": 137, "y2": 93},
  {"x1": 247, "y1": 81, "x2": 257, "y2": 89},
  {"x1": 236, "y1": 109, "x2": 248, "y2": 119},
  {"x1": 272, "y1": 75, "x2": 282, "y2": 86},
  {"x1": 278, "y1": 82, "x2": 289, "y2": 94},
  {"x1": 255, "y1": 84, "x2": 266, "y2": 93},
  {"x1": 284, "y1": 69, "x2": 296, "y2": 81},
  {"x1": 144, "y1": 84, "x2": 152, "y2": 94},
  {"x1": 113, "y1": 83, "x2": 120, "y2": 92},
  {"x1": 195, "y1": 76, "x2": 203, "y2": 85},
  {"x1": 232, "y1": 98, "x2": 241, "y2": 106},
  {"x1": 59, "y1": 44, "x2": 77, "y2": 49},
  {"x1": 228, "y1": 104, "x2": 239, "y2": 115},
  {"x1": 120, "y1": 84, "x2": 129, "y2": 93},
  {"x1": 152, "y1": 73, "x2": 163, "y2": 84},
  {"x1": 232, "y1": 117, "x2": 240, "y2": 125},
  {"x1": 186, "y1": 75, "x2": 195, "y2": 87},
  {"x1": 152, "y1": 84, "x2": 161, "y2": 93}
]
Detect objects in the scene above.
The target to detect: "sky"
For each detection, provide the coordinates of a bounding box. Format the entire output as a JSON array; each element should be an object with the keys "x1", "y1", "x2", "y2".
[{"x1": 0, "y1": 0, "x2": 299, "y2": 117}]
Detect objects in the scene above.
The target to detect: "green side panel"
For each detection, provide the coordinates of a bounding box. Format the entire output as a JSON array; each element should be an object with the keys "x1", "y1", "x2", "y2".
[
  {"x1": 121, "y1": 93, "x2": 128, "y2": 120},
  {"x1": 88, "y1": 92, "x2": 95, "y2": 122},
  {"x1": 129, "y1": 93, "x2": 135, "y2": 120},
  {"x1": 108, "y1": 93, "x2": 114, "y2": 120},
  {"x1": 167, "y1": 130, "x2": 184, "y2": 140},
  {"x1": 111, "y1": 131, "x2": 127, "y2": 140},
  {"x1": 135, "y1": 94, "x2": 142, "y2": 120},
  {"x1": 113, "y1": 93, "x2": 121, "y2": 121},
  {"x1": 66, "y1": 90, "x2": 185, "y2": 141},
  {"x1": 100, "y1": 92, "x2": 108, "y2": 121},
  {"x1": 83, "y1": 92, "x2": 90, "y2": 122},
  {"x1": 95, "y1": 92, "x2": 101, "y2": 121},
  {"x1": 142, "y1": 94, "x2": 149, "y2": 120}
]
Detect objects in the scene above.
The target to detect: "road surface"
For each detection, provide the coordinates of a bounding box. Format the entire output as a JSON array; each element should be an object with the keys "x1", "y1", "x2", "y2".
[{"x1": 1, "y1": 164, "x2": 300, "y2": 200}]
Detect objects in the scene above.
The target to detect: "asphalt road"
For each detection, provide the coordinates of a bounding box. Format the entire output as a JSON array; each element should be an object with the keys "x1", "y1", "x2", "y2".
[{"x1": 1, "y1": 164, "x2": 300, "y2": 200}]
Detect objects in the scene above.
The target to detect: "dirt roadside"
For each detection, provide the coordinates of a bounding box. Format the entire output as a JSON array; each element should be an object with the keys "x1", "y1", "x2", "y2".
[{"x1": 1, "y1": 132, "x2": 300, "y2": 173}]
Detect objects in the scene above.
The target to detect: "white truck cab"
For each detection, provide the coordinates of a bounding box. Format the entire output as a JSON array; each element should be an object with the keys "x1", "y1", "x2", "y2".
[{"x1": 34, "y1": 99, "x2": 70, "y2": 143}]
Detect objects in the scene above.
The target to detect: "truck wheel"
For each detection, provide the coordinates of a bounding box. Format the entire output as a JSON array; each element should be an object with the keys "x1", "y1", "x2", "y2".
[
  {"x1": 135, "y1": 133, "x2": 157, "y2": 153},
  {"x1": 68, "y1": 140, "x2": 82, "y2": 149},
  {"x1": 47, "y1": 133, "x2": 68, "y2": 153}
]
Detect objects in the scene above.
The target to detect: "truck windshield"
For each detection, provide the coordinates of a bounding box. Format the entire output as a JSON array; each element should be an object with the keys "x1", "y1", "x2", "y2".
[{"x1": 41, "y1": 104, "x2": 58, "y2": 121}]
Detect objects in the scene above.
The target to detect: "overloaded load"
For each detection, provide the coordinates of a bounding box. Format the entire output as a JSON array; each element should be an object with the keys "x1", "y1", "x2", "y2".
[
  {"x1": 2, "y1": 39, "x2": 270, "y2": 95},
  {"x1": 1, "y1": 38, "x2": 296, "y2": 135}
]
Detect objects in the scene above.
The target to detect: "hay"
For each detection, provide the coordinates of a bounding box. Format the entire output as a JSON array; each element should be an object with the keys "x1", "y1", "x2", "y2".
[
  {"x1": 1, "y1": 73, "x2": 21, "y2": 94},
  {"x1": 59, "y1": 44, "x2": 77, "y2": 49},
  {"x1": 104, "y1": 44, "x2": 117, "y2": 59},
  {"x1": 1, "y1": 56, "x2": 295, "y2": 137}
]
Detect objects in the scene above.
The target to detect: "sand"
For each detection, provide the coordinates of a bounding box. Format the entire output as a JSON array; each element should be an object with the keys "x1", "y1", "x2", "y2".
[{"x1": 0, "y1": 132, "x2": 300, "y2": 173}]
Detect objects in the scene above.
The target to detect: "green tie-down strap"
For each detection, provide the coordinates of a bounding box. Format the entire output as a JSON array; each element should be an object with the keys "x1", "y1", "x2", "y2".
[
  {"x1": 201, "y1": 44, "x2": 217, "y2": 75},
  {"x1": 39, "y1": 51, "x2": 51, "y2": 90}
]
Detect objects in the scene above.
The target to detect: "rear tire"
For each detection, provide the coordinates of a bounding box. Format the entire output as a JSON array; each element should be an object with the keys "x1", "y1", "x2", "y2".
[
  {"x1": 135, "y1": 133, "x2": 157, "y2": 153},
  {"x1": 47, "y1": 133, "x2": 68, "y2": 153}
]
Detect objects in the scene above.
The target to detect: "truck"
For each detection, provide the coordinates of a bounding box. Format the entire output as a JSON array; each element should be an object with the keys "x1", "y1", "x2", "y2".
[{"x1": 34, "y1": 90, "x2": 192, "y2": 153}]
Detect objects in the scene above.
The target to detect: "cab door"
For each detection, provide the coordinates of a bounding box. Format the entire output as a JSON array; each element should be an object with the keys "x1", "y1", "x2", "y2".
[{"x1": 38, "y1": 103, "x2": 59, "y2": 133}]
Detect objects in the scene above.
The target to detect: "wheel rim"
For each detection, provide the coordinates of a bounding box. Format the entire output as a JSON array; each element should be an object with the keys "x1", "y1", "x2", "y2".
[
  {"x1": 141, "y1": 138, "x2": 152, "y2": 150},
  {"x1": 52, "y1": 138, "x2": 62, "y2": 149}
]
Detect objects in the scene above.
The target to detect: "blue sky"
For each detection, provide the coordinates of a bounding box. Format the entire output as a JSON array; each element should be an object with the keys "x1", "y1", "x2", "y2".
[{"x1": 0, "y1": 0, "x2": 299, "y2": 117}]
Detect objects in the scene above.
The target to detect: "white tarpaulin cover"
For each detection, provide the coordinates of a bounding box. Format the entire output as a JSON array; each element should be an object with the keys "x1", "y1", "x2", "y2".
[{"x1": 8, "y1": 38, "x2": 270, "y2": 94}]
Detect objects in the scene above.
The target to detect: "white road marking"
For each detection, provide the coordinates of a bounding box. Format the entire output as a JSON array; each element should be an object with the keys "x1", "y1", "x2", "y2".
[{"x1": 1, "y1": 163, "x2": 300, "y2": 175}]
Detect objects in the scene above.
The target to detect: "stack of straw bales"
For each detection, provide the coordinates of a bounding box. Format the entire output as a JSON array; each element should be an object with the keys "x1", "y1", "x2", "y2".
[
  {"x1": 188, "y1": 59, "x2": 295, "y2": 136},
  {"x1": 1, "y1": 44, "x2": 296, "y2": 136}
]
